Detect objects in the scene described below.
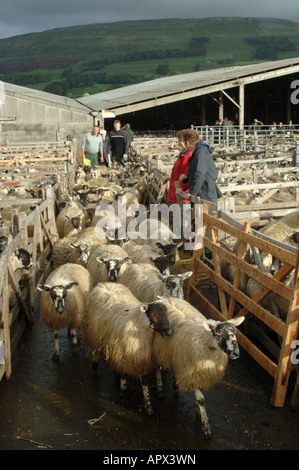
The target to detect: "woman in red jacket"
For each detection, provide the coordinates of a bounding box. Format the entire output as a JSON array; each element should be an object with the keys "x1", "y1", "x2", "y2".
[{"x1": 167, "y1": 141, "x2": 192, "y2": 204}]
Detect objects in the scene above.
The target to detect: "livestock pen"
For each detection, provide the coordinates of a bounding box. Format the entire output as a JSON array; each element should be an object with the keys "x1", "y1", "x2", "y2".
[
  {"x1": 0, "y1": 140, "x2": 75, "y2": 382},
  {"x1": 2, "y1": 134, "x2": 299, "y2": 413},
  {"x1": 132, "y1": 136, "x2": 299, "y2": 410},
  {"x1": 1, "y1": 136, "x2": 299, "y2": 450}
]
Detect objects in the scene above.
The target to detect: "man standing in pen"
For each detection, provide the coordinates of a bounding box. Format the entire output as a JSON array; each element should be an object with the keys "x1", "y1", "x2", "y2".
[
  {"x1": 107, "y1": 120, "x2": 128, "y2": 166},
  {"x1": 81, "y1": 124, "x2": 103, "y2": 165}
]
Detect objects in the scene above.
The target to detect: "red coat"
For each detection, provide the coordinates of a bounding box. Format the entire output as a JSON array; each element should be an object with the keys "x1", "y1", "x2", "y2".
[{"x1": 167, "y1": 150, "x2": 192, "y2": 203}]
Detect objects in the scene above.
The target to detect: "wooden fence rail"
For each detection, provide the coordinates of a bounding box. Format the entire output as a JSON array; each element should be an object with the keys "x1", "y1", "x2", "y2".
[
  {"x1": 0, "y1": 140, "x2": 75, "y2": 383},
  {"x1": 185, "y1": 203, "x2": 299, "y2": 408},
  {"x1": 0, "y1": 186, "x2": 59, "y2": 382}
]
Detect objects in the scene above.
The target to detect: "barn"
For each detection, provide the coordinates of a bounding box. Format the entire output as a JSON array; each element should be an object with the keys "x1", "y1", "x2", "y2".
[
  {"x1": 0, "y1": 81, "x2": 92, "y2": 145},
  {"x1": 77, "y1": 57, "x2": 299, "y2": 131}
]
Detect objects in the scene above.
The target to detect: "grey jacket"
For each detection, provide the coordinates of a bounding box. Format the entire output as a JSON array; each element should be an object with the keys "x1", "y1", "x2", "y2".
[{"x1": 186, "y1": 142, "x2": 222, "y2": 203}]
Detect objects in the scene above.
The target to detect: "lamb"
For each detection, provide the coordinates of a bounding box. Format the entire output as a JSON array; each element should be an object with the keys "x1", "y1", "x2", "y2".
[
  {"x1": 152, "y1": 297, "x2": 244, "y2": 438},
  {"x1": 37, "y1": 263, "x2": 92, "y2": 362},
  {"x1": 86, "y1": 244, "x2": 131, "y2": 286},
  {"x1": 82, "y1": 282, "x2": 171, "y2": 415},
  {"x1": 118, "y1": 262, "x2": 192, "y2": 303}
]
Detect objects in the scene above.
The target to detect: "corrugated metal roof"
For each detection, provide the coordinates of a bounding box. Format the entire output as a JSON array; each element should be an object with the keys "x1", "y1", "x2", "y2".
[
  {"x1": 77, "y1": 57, "x2": 299, "y2": 113},
  {"x1": 2, "y1": 81, "x2": 90, "y2": 113}
]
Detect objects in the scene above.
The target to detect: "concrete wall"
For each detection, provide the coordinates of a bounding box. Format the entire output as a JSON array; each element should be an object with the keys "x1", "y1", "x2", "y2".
[{"x1": 0, "y1": 81, "x2": 94, "y2": 147}]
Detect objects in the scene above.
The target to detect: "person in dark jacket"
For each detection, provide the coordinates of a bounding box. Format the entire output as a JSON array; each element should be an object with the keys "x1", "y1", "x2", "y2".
[
  {"x1": 107, "y1": 120, "x2": 128, "y2": 166},
  {"x1": 176, "y1": 129, "x2": 222, "y2": 206}
]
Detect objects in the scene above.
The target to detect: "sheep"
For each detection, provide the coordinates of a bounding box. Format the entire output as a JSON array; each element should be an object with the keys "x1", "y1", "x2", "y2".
[
  {"x1": 118, "y1": 262, "x2": 192, "y2": 303},
  {"x1": 82, "y1": 282, "x2": 171, "y2": 415},
  {"x1": 37, "y1": 263, "x2": 92, "y2": 362},
  {"x1": 69, "y1": 226, "x2": 108, "y2": 266},
  {"x1": 86, "y1": 244, "x2": 131, "y2": 286},
  {"x1": 122, "y1": 239, "x2": 175, "y2": 275},
  {"x1": 152, "y1": 297, "x2": 244, "y2": 438},
  {"x1": 9, "y1": 247, "x2": 35, "y2": 272},
  {"x1": 56, "y1": 201, "x2": 88, "y2": 238}
]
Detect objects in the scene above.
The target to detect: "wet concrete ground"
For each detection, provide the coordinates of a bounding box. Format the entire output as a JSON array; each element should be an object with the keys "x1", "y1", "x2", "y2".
[{"x1": 0, "y1": 288, "x2": 299, "y2": 452}]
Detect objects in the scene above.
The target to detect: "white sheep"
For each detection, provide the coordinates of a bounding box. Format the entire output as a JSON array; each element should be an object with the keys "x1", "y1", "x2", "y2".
[
  {"x1": 37, "y1": 263, "x2": 92, "y2": 362},
  {"x1": 82, "y1": 282, "x2": 171, "y2": 415},
  {"x1": 118, "y1": 262, "x2": 192, "y2": 303},
  {"x1": 69, "y1": 226, "x2": 108, "y2": 266},
  {"x1": 56, "y1": 201, "x2": 88, "y2": 238},
  {"x1": 86, "y1": 243, "x2": 131, "y2": 286},
  {"x1": 153, "y1": 297, "x2": 244, "y2": 438}
]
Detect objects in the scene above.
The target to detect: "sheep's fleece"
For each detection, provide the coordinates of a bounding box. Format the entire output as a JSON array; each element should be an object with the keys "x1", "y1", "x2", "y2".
[
  {"x1": 83, "y1": 282, "x2": 169, "y2": 378},
  {"x1": 153, "y1": 297, "x2": 235, "y2": 391}
]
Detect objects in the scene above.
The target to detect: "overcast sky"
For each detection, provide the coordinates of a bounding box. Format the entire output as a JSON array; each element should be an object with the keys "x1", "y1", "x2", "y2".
[{"x1": 0, "y1": 0, "x2": 299, "y2": 40}]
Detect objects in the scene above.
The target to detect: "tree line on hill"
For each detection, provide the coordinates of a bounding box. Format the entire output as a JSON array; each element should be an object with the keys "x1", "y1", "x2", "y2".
[{"x1": 246, "y1": 36, "x2": 295, "y2": 60}]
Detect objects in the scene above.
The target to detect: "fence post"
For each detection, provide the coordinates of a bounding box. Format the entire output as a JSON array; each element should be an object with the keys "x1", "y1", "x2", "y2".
[{"x1": 295, "y1": 140, "x2": 299, "y2": 166}]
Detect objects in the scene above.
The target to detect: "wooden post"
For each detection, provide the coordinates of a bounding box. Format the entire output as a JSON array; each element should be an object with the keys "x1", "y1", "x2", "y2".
[
  {"x1": 271, "y1": 248, "x2": 299, "y2": 407},
  {"x1": 1, "y1": 257, "x2": 12, "y2": 380},
  {"x1": 185, "y1": 202, "x2": 210, "y2": 303},
  {"x1": 227, "y1": 222, "x2": 250, "y2": 319}
]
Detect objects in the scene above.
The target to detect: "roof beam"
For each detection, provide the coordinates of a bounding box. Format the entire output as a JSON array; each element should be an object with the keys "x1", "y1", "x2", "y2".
[{"x1": 104, "y1": 63, "x2": 299, "y2": 116}]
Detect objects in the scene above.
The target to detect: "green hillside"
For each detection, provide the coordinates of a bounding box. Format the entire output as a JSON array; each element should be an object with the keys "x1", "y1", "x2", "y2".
[{"x1": 0, "y1": 17, "x2": 299, "y2": 98}]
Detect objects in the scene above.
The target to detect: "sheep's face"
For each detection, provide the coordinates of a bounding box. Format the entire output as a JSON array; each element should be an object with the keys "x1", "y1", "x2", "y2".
[
  {"x1": 145, "y1": 302, "x2": 171, "y2": 338},
  {"x1": 153, "y1": 253, "x2": 175, "y2": 274},
  {"x1": 70, "y1": 242, "x2": 93, "y2": 265},
  {"x1": 38, "y1": 282, "x2": 79, "y2": 314},
  {"x1": 155, "y1": 242, "x2": 177, "y2": 255},
  {"x1": 97, "y1": 256, "x2": 130, "y2": 282},
  {"x1": 66, "y1": 215, "x2": 83, "y2": 231},
  {"x1": 203, "y1": 317, "x2": 245, "y2": 360},
  {"x1": 163, "y1": 271, "x2": 193, "y2": 299},
  {"x1": 14, "y1": 248, "x2": 35, "y2": 270}
]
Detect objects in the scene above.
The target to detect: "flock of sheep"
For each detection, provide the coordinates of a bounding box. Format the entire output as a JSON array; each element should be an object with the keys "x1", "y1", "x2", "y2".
[{"x1": 36, "y1": 157, "x2": 244, "y2": 439}]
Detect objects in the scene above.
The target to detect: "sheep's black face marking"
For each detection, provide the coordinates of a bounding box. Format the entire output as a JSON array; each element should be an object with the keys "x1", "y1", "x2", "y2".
[
  {"x1": 165, "y1": 277, "x2": 184, "y2": 298},
  {"x1": 153, "y1": 253, "x2": 175, "y2": 274},
  {"x1": 213, "y1": 323, "x2": 240, "y2": 360},
  {"x1": 155, "y1": 242, "x2": 177, "y2": 255},
  {"x1": 76, "y1": 245, "x2": 91, "y2": 265},
  {"x1": 49, "y1": 286, "x2": 68, "y2": 314},
  {"x1": 146, "y1": 302, "x2": 171, "y2": 338},
  {"x1": 15, "y1": 248, "x2": 34, "y2": 270},
  {"x1": 71, "y1": 216, "x2": 82, "y2": 230},
  {"x1": 99, "y1": 257, "x2": 130, "y2": 282}
]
